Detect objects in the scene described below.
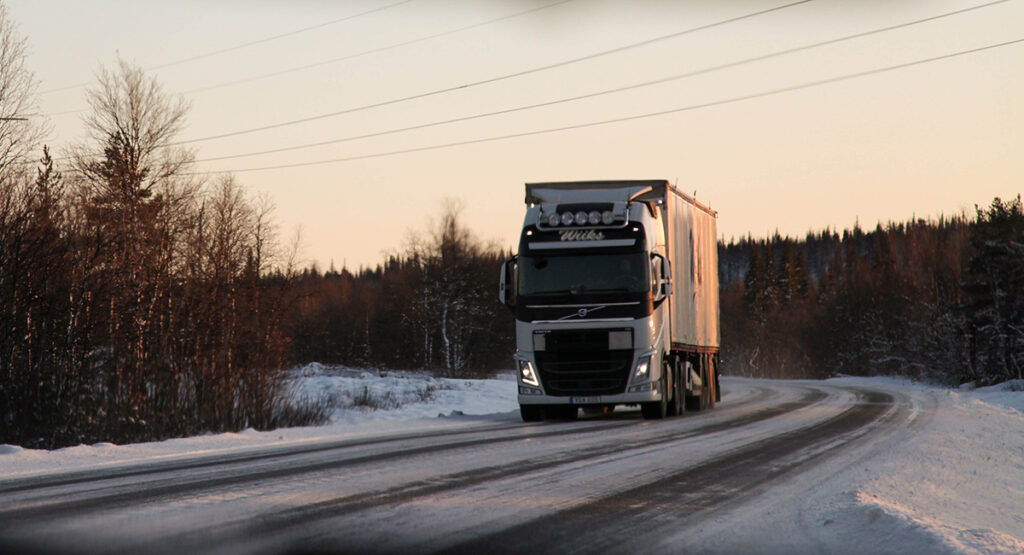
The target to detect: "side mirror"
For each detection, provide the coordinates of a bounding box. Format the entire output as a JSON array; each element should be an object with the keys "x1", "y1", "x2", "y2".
[
  {"x1": 661, "y1": 257, "x2": 672, "y2": 297},
  {"x1": 651, "y1": 254, "x2": 671, "y2": 302},
  {"x1": 498, "y1": 256, "x2": 517, "y2": 310}
]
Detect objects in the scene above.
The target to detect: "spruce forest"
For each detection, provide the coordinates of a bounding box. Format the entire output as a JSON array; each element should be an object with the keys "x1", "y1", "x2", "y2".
[{"x1": 719, "y1": 197, "x2": 1023, "y2": 386}]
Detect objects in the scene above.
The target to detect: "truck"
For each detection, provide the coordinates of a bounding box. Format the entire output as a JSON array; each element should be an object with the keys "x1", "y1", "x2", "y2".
[{"x1": 499, "y1": 180, "x2": 721, "y2": 421}]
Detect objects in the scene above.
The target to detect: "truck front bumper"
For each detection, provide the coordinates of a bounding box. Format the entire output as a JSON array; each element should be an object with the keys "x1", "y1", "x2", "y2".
[{"x1": 518, "y1": 383, "x2": 663, "y2": 407}]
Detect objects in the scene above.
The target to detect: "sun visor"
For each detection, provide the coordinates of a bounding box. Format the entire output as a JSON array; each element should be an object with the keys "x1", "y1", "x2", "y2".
[{"x1": 525, "y1": 180, "x2": 668, "y2": 205}]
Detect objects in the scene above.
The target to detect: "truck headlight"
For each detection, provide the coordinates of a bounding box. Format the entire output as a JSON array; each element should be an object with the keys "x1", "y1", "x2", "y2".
[
  {"x1": 518, "y1": 359, "x2": 540, "y2": 387},
  {"x1": 634, "y1": 355, "x2": 652, "y2": 380}
]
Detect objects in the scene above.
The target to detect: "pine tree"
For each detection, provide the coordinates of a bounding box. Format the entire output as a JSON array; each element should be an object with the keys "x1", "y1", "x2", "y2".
[
  {"x1": 963, "y1": 196, "x2": 1024, "y2": 383},
  {"x1": 743, "y1": 246, "x2": 767, "y2": 324}
]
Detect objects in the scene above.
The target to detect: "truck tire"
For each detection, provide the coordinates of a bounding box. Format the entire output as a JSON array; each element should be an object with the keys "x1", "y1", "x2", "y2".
[
  {"x1": 641, "y1": 380, "x2": 668, "y2": 420},
  {"x1": 686, "y1": 356, "x2": 711, "y2": 412},
  {"x1": 520, "y1": 405, "x2": 542, "y2": 422},
  {"x1": 685, "y1": 358, "x2": 702, "y2": 412},
  {"x1": 667, "y1": 358, "x2": 684, "y2": 417},
  {"x1": 713, "y1": 355, "x2": 722, "y2": 404},
  {"x1": 706, "y1": 364, "x2": 717, "y2": 409}
]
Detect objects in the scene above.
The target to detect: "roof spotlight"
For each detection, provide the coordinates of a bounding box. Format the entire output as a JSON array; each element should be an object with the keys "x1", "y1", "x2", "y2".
[
  {"x1": 588, "y1": 211, "x2": 601, "y2": 225},
  {"x1": 547, "y1": 213, "x2": 560, "y2": 227},
  {"x1": 574, "y1": 211, "x2": 587, "y2": 225},
  {"x1": 561, "y1": 212, "x2": 574, "y2": 226},
  {"x1": 602, "y1": 210, "x2": 614, "y2": 225}
]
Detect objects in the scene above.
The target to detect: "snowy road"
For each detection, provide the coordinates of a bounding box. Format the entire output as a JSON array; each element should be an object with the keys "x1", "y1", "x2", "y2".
[{"x1": 0, "y1": 378, "x2": 926, "y2": 554}]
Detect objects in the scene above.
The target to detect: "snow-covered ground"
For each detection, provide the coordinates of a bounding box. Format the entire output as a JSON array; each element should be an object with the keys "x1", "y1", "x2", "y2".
[
  {"x1": 1, "y1": 367, "x2": 1022, "y2": 553},
  {"x1": 0, "y1": 364, "x2": 521, "y2": 479},
  {"x1": 287, "y1": 362, "x2": 520, "y2": 424},
  {"x1": 677, "y1": 376, "x2": 1024, "y2": 554}
]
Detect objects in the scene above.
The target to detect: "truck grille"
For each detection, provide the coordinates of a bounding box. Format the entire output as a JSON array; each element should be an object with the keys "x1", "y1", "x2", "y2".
[{"x1": 535, "y1": 329, "x2": 633, "y2": 396}]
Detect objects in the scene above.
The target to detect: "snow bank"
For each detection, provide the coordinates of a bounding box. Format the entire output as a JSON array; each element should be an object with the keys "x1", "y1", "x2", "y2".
[
  {"x1": 0, "y1": 364, "x2": 519, "y2": 480},
  {"x1": 287, "y1": 363, "x2": 519, "y2": 424},
  {"x1": 781, "y1": 376, "x2": 1024, "y2": 555},
  {"x1": 843, "y1": 378, "x2": 1024, "y2": 554},
  {"x1": 971, "y1": 379, "x2": 1024, "y2": 414}
]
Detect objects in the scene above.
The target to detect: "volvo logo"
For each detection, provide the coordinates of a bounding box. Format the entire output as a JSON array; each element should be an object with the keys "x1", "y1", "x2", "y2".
[
  {"x1": 559, "y1": 229, "x2": 605, "y2": 242},
  {"x1": 559, "y1": 305, "x2": 606, "y2": 320}
]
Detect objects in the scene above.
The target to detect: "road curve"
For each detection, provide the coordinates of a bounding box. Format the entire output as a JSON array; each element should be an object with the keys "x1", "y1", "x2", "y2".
[{"x1": 0, "y1": 378, "x2": 908, "y2": 554}]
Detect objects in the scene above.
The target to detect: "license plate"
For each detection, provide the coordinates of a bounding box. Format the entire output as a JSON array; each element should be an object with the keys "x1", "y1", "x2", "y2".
[{"x1": 570, "y1": 396, "x2": 601, "y2": 404}]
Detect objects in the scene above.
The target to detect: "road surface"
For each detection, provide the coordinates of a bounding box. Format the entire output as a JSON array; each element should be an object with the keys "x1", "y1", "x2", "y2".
[{"x1": 0, "y1": 378, "x2": 915, "y2": 554}]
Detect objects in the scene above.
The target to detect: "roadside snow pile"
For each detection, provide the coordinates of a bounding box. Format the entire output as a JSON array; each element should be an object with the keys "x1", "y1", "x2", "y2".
[
  {"x1": 0, "y1": 365, "x2": 519, "y2": 480},
  {"x1": 288, "y1": 363, "x2": 518, "y2": 424},
  {"x1": 830, "y1": 376, "x2": 1024, "y2": 554},
  {"x1": 970, "y1": 379, "x2": 1024, "y2": 414},
  {"x1": 676, "y1": 376, "x2": 1024, "y2": 555}
]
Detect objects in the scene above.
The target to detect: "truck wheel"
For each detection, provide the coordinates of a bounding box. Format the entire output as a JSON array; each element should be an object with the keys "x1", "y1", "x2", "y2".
[
  {"x1": 666, "y1": 358, "x2": 683, "y2": 417},
  {"x1": 686, "y1": 357, "x2": 709, "y2": 412},
  {"x1": 713, "y1": 356, "x2": 721, "y2": 404},
  {"x1": 673, "y1": 359, "x2": 685, "y2": 416},
  {"x1": 685, "y1": 358, "x2": 702, "y2": 412},
  {"x1": 701, "y1": 378, "x2": 710, "y2": 410},
  {"x1": 520, "y1": 405, "x2": 542, "y2": 422},
  {"x1": 699, "y1": 357, "x2": 712, "y2": 410},
  {"x1": 707, "y1": 365, "x2": 717, "y2": 409},
  {"x1": 641, "y1": 381, "x2": 667, "y2": 420}
]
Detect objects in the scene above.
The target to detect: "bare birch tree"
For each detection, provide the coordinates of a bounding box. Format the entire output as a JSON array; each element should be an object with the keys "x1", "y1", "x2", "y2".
[{"x1": 0, "y1": 1, "x2": 46, "y2": 178}]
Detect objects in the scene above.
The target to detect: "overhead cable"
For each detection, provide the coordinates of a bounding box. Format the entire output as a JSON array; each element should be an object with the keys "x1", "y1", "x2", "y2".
[
  {"x1": 38, "y1": 0, "x2": 418, "y2": 95},
  {"x1": 184, "y1": 36, "x2": 1024, "y2": 175},
  {"x1": 182, "y1": 0, "x2": 578, "y2": 95},
  {"x1": 44, "y1": 0, "x2": 576, "y2": 118},
  {"x1": 193, "y1": 0, "x2": 1011, "y2": 164},
  {"x1": 169, "y1": 0, "x2": 815, "y2": 145}
]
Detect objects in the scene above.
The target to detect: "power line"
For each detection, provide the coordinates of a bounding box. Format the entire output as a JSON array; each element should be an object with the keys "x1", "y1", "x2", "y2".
[
  {"x1": 192, "y1": 0, "x2": 1011, "y2": 164},
  {"x1": 184, "y1": 36, "x2": 1024, "y2": 175},
  {"x1": 169, "y1": 0, "x2": 815, "y2": 146},
  {"x1": 42, "y1": 0, "x2": 576, "y2": 119},
  {"x1": 181, "y1": 0, "x2": 577, "y2": 95},
  {"x1": 148, "y1": 0, "x2": 418, "y2": 72},
  {"x1": 38, "y1": 0, "x2": 418, "y2": 95}
]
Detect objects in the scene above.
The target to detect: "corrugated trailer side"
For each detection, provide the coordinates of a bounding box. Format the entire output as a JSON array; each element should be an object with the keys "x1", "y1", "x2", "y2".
[{"x1": 664, "y1": 185, "x2": 720, "y2": 353}]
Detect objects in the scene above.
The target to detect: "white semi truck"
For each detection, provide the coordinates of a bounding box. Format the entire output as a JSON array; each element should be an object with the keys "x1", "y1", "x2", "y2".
[{"x1": 499, "y1": 180, "x2": 721, "y2": 421}]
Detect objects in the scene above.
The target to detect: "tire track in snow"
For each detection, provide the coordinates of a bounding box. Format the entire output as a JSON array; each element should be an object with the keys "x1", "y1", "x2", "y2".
[
  {"x1": 0, "y1": 384, "x2": 776, "y2": 520},
  {"x1": 159, "y1": 387, "x2": 827, "y2": 553},
  {"x1": 0, "y1": 422, "x2": 530, "y2": 496},
  {"x1": 443, "y1": 388, "x2": 900, "y2": 554},
  {"x1": 0, "y1": 420, "x2": 632, "y2": 525},
  {"x1": 0, "y1": 382, "x2": 793, "y2": 553}
]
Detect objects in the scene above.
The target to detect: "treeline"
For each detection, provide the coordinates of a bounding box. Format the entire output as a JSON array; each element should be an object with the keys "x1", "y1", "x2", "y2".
[
  {"x1": 282, "y1": 202, "x2": 513, "y2": 377},
  {"x1": 719, "y1": 197, "x2": 1023, "y2": 386},
  {"x1": 1, "y1": 52, "x2": 323, "y2": 448}
]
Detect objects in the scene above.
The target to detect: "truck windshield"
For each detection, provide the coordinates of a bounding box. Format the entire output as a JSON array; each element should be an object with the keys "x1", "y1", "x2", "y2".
[{"x1": 518, "y1": 252, "x2": 650, "y2": 296}]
